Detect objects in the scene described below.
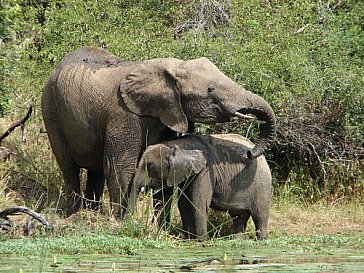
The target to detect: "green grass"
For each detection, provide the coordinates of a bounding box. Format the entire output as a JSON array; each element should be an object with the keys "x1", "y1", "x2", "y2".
[
  {"x1": 0, "y1": 231, "x2": 363, "y2": 256},
  {"x1": 0, "y1": 233, "x2": 162, "y2": 256},
  {"x1": 1, "y1": 233, "x2": 363, "y2": 272}
]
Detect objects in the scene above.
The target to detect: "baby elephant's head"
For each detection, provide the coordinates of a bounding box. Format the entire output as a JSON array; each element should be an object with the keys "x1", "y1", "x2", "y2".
[{"x1": 133, "y1": 144, "x2": 206, "y2": 190}]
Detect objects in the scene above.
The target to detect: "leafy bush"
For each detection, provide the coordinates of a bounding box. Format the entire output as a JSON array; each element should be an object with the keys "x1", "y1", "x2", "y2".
[{"x1": 0, "y1": 0, "x2": 363, "y2": 208}]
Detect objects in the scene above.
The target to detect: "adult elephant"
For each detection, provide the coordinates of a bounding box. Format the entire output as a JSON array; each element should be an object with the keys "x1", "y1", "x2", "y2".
[{"x1": 41, "y1": 47, "x2": 276, "y2": 217}]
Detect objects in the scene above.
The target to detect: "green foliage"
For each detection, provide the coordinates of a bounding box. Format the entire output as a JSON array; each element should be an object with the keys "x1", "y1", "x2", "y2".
[
  {"x1": 0, "y1": 0, "x2": 363, "y2": 204},
  {"x1": 0, "y1": 233, "x2": 162, "y2": 255}
]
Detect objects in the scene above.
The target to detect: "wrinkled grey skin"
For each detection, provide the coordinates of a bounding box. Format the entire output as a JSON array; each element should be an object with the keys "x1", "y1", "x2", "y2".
[
  {"x1": 41, "y1": 47, "x2": 275, "y2": 217},
  {"x1": 131, "y1": 134, "x2": 272, "y2": 240}
]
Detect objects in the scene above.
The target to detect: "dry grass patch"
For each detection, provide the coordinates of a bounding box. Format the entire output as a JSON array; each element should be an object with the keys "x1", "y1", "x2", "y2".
[
  {"x1": 2, "y1": 183, "x2": 363, "y2": 239},
  {"x1": 269, "y1": 201, "x2": 364, "y2": 237}
]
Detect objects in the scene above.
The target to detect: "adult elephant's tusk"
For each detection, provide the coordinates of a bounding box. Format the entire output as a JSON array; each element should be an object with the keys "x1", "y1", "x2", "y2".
[
  {"x1": 234, "y1": 112, "x2": 255, "y2": 120},
  {"x1": 234, "y1": 112, "x2": 267, "y2": 124}
]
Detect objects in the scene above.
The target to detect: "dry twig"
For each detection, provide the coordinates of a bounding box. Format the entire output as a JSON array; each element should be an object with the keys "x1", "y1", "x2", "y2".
[
  {"x1": 0, "y1": 206, "x2": 54, "y2": 234},
  {"x1": 0, "y1": 105, "x2": 33, "y2": 146},
  {"x1": 175, "y1": 0, "x2": 230, "y2": 37}
]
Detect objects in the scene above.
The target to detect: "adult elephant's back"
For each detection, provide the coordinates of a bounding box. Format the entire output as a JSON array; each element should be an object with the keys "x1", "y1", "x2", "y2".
[
  {"x1": 42, "y1": 47, "x2": 137, "y2": 171},
  {"x1": 56, "y1": 46, "x2": 129, "y2": 70},
  {"x1": 41, "y1": 47, "x2": 146, "y2": 216}
]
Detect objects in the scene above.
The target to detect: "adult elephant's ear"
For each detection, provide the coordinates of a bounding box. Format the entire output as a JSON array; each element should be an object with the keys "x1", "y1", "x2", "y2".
[
  {"x1": 167, "y1": 146, "x2": 206, "y2": 187},
  {"x1": 120, "y1": 60, "x2": 188, "y2": 133}
]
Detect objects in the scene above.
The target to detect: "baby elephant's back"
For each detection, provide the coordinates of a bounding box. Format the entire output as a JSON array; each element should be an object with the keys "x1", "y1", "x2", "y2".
[
  {"x1": 204, "y1": 134, "x2": 271, "y2": 211},
  {"x1": 208, "y1": 134, "x2": 271, "y2": 179},
  {"x1": 208, "y1": 134, "x2": 255, "y2": 152},
  {"x1": 207, "y1": 134, "x2": 266, "y2": 180}
]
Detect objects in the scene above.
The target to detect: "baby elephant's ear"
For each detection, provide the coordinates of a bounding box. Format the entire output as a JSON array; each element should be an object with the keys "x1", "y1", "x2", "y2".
[{"x1": 167, "y1": 147, "x2": 206, "y2": 187}]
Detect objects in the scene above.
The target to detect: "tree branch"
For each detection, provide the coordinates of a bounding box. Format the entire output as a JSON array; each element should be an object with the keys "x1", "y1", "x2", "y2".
[
  {"x1": 0, "y1": 105, "x2": 33, "y2": 146},
  {"x1": 0, "y1": 206, "x2": 54, "y2": 231}
]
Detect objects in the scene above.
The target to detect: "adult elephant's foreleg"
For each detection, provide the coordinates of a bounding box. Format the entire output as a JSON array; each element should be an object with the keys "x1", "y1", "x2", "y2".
[
  {"x1": 104, "y1": 139, "x2": 142, "y2": 218},
  {"x1": 104, "y1": 161, "x2": 135, "y2": 218}
]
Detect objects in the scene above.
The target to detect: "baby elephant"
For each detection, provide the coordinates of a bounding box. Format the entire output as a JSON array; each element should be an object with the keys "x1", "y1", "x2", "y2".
[{"x1": 130, "y1": 134, "x2": 272, "y2": 240}]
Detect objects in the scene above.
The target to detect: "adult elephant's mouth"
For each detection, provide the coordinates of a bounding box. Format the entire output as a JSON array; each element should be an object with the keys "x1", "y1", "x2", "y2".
[{"x1": 190, "y1": 105, "x2": 231, "y2": 123}]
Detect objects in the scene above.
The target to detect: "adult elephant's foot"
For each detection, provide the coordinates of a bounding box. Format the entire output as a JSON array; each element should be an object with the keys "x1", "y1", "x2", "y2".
[
  {"x1": 83, "y1": 198, "x2": 102, "y2": 211},
  {"x1": 65, "y1": 195, "x2": 82, "y2": 217}
]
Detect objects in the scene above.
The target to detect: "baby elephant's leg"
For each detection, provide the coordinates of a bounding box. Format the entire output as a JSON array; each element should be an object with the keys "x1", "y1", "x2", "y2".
[
  {"x1": 251, "y1": 209, "x2": 269, "y2": 240},
  {"x1": 178, "y1": 190, "x2": 210, "y2": 239},
  {"x1": 153, "y1": 187, "x2": 174, "y2": 229},
  {"x1": 178, "y1": 174, "x2": 212, "y2": 239},
  {"x1": 230, "y1": 210, "x2": 250, "y2": 239}
]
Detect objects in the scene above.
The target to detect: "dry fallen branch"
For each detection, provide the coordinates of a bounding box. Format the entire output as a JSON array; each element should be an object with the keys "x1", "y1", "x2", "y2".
[
  {"x1": 0, "y1": 206, "x2": 54, "y2": 234},
  {"x1": 0, "y1": 105, "x2": 33, "y2": 146}
]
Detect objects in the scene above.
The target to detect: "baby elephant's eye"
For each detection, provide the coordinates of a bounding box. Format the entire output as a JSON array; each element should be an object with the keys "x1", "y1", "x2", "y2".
[{"x1": 207, "y1": 87, "x2": 215, "y2": 93}]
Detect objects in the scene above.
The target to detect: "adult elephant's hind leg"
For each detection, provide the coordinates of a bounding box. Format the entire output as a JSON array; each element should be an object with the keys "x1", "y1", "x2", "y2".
[
  {"x1": 43, "y1": 114, "x2": 81, "y2": 217},
  {"x1": 52, "y1": 151, "x2": 81, "y2": 216},
  {"x1": 61, "y1": 163, "x2": 81, "y2": 216},
  {"x1": 84, "y1": 171, "x2": 104, "y2": 210}
]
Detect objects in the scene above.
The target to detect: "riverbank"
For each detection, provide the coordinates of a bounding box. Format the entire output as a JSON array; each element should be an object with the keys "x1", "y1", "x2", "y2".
[
  {"x1": 1, "y1": 201, "x2": 363, "y2": 272},
  {"x1": 1, "y1": 200, "x2": 363, "y2": 251}
]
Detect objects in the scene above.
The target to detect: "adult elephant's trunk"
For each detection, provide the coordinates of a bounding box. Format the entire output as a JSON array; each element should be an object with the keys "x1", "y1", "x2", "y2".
[{"x1": 233, "y1": 92, "x2": 276, "y2": 159}]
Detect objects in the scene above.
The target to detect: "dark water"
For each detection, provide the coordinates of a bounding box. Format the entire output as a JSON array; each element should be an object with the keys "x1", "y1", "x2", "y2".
[{"x1": 1, "y1": 244, "x2": 363, "y2": 272}]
